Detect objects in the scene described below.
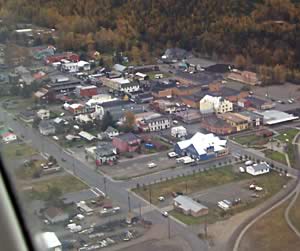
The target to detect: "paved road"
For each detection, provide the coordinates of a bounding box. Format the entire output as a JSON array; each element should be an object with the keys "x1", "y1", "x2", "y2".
[{"x1": 0, "y1": 109, "x2": 209, "y2": 251}]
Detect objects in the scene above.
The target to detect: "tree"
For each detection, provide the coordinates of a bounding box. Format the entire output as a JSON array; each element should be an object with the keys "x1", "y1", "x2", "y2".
[
  {"x1": 46, "y1": 186, "x2": 63, "y2": 207},
  {"x1": 48, "y1": 155, "x2": 57, "y2": 165},
  {"x1": 101, "y1": 111, "x2": 114, "y2": 131},
  {"x1": 234, "y1": 54, "x2": 247, "y2": 69},
  {"x1": 122, "y1": 111, "x2": 135, "y2": 132},
  {"x1": 32, "y1": 117, "x2": 41, "y2": 129},
  {"x1": 273, "y1": 64, "x2": 286, "y2": 84}
]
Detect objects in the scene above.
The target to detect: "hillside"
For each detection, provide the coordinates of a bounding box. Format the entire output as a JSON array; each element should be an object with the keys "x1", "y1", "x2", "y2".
[{"x1": 1, "y1": 0, "x2": 300, "y2": 82}]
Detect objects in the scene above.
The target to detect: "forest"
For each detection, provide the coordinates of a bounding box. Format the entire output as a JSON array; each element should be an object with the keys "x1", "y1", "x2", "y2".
[{"x1": 1, "y1": 0, "x2": 300, "y2": 82}]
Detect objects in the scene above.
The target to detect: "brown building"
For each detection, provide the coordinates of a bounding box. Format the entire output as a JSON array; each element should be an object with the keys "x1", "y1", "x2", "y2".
[
  {"x1": 227, "y1": 70, "x2": 261, "y2": 86},
  {"x1": 173, "y1": 195, "x2": 209, "y2": 218},
  {"x1": 218, "y1": 112, "x2": 250, "y2": 132},
  {"x1": 201, "y1": 115, "x2": 234, "y2": 135}
]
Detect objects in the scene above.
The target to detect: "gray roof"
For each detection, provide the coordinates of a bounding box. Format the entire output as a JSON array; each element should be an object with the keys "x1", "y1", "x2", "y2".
[
  {"x1": 95, "y1": 142, "x2": 116, "y2": 157},
  {"x1": 251, "y1": 163, "x2": 270, "y2": 172},
  {"x1": 239, "y1": 110, "x2": 263, "y2": 119},
  {"x1": 174, "y1": 195, "x2": 208, "y2": 212},
  {"x1": 117, "y1": 132, "x2": 139, "y2": 142},
  {"x1": 38, "y1": 120, "x2": 55, "y2": 130},
  {"x1": 113, "y1": 64, "x2": 127, "y2": 72},
  {"x1": 105, "y1": 126, "x2": 118, "y2": 134}
]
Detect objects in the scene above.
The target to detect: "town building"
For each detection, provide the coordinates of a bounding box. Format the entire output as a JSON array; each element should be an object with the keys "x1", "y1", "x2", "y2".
[
  {"x1": 174, "y1": 132, "x2": 228, "y2": 160},
  {"x1": 173, "y1": 195, "x2": 209, "y2": 217},
  {"x1": 2, "y1": 132, "x2": 17, "y2": 143},
  {"x1": 75, "y1": 85, "x2": 97, "y2": 97},
  {"x1": 37, "y1": 232, "x2": 62, "y2": 251},
  {"x1": 244, "y1": 96, "x2": 275, "y2": 110},
  {"x1": 227, "y1": 70, "x2": 261, "y2": 86},
  {"x1": 199, "y1": 95, "x2": 233, "y2": 114},
  {"x1": 104, "y1": 126, "x2": 119, "y2": 139},
  {"x1": 37, "y1": 109, "x2": 50, "y2": 120},
  {"x1": 95, "y1": 142, "x2": 117, "y2": 166},
  {"x1": 237, "y1": 111, "x2": 264, "y2": 127},
  {"x1": 38, "y1": 120, "x2": 56, "y2": 136},
  {"x1": 85, "y1": 94, "x2": 117, "y2": 112},
  {"x1": 45, "y1": 52, "x2": 79, "y2": 64},
  {"x1": 112, "y1": 133, "x2": 141, "y2": 153},
  {"x1": 44, "y1": 207, "x2": 69, "y2": 224},
  {"x1": 61, "y1": 60, "x2": 91, "y2": 73},
  {"x1": 138, "y1": 116, "x2": 171, "y2": 132},
  {"x1": 174, "y1": 109, "x2": 202, "y2": 124},
  {"x1": 102, "y1": 77, "x2": 140, "y2": 93},
  {"x1": 19, "y1": 110, "x2": 36, "y2": 123},
  {"x1": 255, "y1": 110, "x2": 299, "y2": 125},
  {"x1": 132, "y1": 92, "x2": 154, "y2": 104},
  {"x1": 64, "y1": 103, "x2": 84, "y2": 115},
  {"x1": 218, "y1": 112, "x2": 249, "y2": 132},
  {"x1": 171, "y1": 126, "x2": 188, "y2": 138},
  {"x1": 246, "y1": 162, "x2": 270, "y2": 176},
  {"x1": 113, "y1": 64, "x2": 127, "y2": 73},
  {"x1": 201, "y1": 115, "x2": 234, "y2": 135},
  {"x1": 78, "y1": 131, "x2": 96, "y2": 142}
]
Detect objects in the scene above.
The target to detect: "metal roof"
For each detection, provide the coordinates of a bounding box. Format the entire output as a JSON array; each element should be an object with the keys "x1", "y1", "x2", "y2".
[{"x1": 174, "y1": 195, "x2": 207, "y2": 212}]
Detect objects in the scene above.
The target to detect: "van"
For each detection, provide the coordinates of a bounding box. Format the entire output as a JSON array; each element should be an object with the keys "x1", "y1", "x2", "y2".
[{"x1": 245, "y1": 160, "x2": 253, "y2": 166}]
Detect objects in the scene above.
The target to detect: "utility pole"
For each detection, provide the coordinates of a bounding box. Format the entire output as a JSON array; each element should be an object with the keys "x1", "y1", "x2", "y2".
[
  {"x1": 185, "y1": 180, "x2": 188, "y2": 194},
  {"x1": 139, "y1": 203, "x2": 142, "y2": 219},
  {"x1": 128, "y1": 192, "x2": 131, "y2": 213},
  {"x1": 204, "y1": 215, "x2": 208, "y2": 240},
  {"x1": 72, "y1": 157, "x2": 76, "y2": 176},
  {"x1": 149, "y1": 185, "x2": 152, "y2": 205},
  {"x1": 103, "y1": 177, "x2": 107, "y2": 196},
  {"x1": 168, "y1": 217, "x2": 171, "y2": 239}
]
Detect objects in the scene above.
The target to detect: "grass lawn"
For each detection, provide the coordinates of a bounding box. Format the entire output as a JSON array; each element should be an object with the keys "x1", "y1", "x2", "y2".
[
  {"x1": 133, "y1": 166, "x2": 249, "y2": 205},
  {"x1": 2, "y1": 142, "x2": 37, "y2": 159},
  {"x1": 147, "y1": 71, "x2": 173, "y2": 80},
  {"x1": 276, "y1": 129, "x2": 299, "y2": 143},
  {"x1": 169, "y1": 172, "x2": 289, "y2": 225},
  {"x1": 239, "y1": 200, "x2": 300, "y2": 251},
  {"x1": 231, "y1": 134, "x2": 269, "y2": 146},
  {"x1": 15, "y1": 159, "x2": 45, "y2": 180},
  {"x1": 27, "y1": 174, "x2": 88, "y2": 201},
  {"x1": 289, "y1": 193, "x2": 300, "y2": 233},
  {"x1": 263, "y1": 149, "x2": 287, "y2": 165}
]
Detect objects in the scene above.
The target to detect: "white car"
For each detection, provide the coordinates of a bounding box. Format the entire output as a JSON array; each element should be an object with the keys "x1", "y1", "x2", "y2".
[
  {"x1": 239, "y1": 167, "x2": 245, "y2": 173},
  {"x1": 147, "y1": 162, "x2": 157, "y2": 169},
  {"x1": 168, "y1": 152, "x2": 178, "y2": 158},
  {"x1": 162, "y1": 211, "x2": 169, "y2": 217},
  {"x1": 255, "y1": 186, "x2": 263, "y2": 192},
  {"x1": 158, "y1": 196, "x2": 165, "y2": 201}
]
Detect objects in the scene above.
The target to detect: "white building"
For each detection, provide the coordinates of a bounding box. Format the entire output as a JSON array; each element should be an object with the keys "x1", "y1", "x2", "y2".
[
  {"x1": 199, "y1": 95, "x2": 233, "y2": 114},
  {"x1": 37, "y1": 232, "x2": 62, "y2": 251},
  {"x1": 175, "y1": 132, "x2": 228, "y2": 160},
  {"x1": 37, "y1": 109, "x2": 50, "y2": 120},
  {"x1": 246, "y1": 162, "x2": 270, "y2": 176},
  {"x1": 85, "y1": 94, "x2": 117, "y2": 111},
  {"x1": 171, "y1": 126, "x2": 187, "y2": 138},
  {"x1": 139, "y1": 116, "x2": 171, "y2": 132},
  {"x1": 61, "y1": 60, "x2": 91, "y2": 73},
  {"x1": 102, "y1": 77, "x2": 140, "y2": 93},
  {"x1": 77, "y1": 60, "x2": 91, "y2": 71},
  {"x1": 2, "y1": 132, "x2": 17, "y2": 143}
]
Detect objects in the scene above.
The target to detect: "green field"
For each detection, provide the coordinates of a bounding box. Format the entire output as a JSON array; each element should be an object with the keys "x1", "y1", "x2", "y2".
[
  {"x1": 289, "y1": 194, "x2": 300, "y2": 233},
  {"x1": 2, "y1": 142, "x2": 37, "y2": 159},
  {"x1": 276, "y1": 129, "x2": 299, "y2": 143},
  {"x1": 231, "y1": 134, "x2": 269, "y2": 146},
  {"x1": 133, "y1": 166, "x2": 249, "y2": 205},
  {"x1": 16, "y1": 159, "x2": 46, "y2": 180},
  {"x1": 239, "y1": 200, "x2": 300, "y2": 251},
  {"x1": 169, "y1": 172, "x2": 289, "y2": 225},
  {"x1": 263, "y1": 149, "x2": 287, "y2": 165},
  {"x1": 27, "y1": 174, "x2": 88, "y2": 201}
]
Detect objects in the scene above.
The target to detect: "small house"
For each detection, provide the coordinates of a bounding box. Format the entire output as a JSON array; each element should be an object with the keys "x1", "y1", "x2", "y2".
[
  {"x1": 246, "y1": 162, "x2": 270, "y2": 176},
  {"x1": 95, "y1": 142, "x2": 117, "y2": 166},
  {"x1": 112, "y1": 133, "x2": 141, "y2": 153},
  {"x1": 37, "y1": 109, "x2": 50, "y2": 120},
  {"x1": 105, "y1": 126, "x2": 119, "y2": 139},
  {"x1": 2, "y1": 132, "x2": 17, "y2": 143},
  {"x1": 44, "y1": 207, "x2": 69, "y2": 224},
  {"x1": 38, "y1": 120, "x2": 56, "y2": 136},
  {"x1": 173, "y1": 195, "x2": 208, "y2": 217}
]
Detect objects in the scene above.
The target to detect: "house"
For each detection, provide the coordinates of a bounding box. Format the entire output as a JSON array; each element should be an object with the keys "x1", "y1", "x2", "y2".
[
  {"x1": 218, "y1": 112, "x2": 249, "y2": 132},
  {"x1": 77, "y1": 60, "x2": 91, "y2": 71},
  {"x1": 78, "y1": 131, "x2": 96, "y2": 141},
  {"x1": 37, "y1": 109, "x2": 50, "y2": 120},
  {"x1": 161, "y1": 48, "x2": 191, "y2": 61},
  {"x1": 244, "y1": 96, "x2": 275, "y2": 110},
  {"x1": 75, "y1": 114, "x2": 93, "y2": 124},
  {"x1": 64, "y1": 103, "x2": 84, "y2": 115},
  {"x1": 138, "y1": 116, "x2": 171, "y2": 132},
  {"x1": 104, "y1": 126, "x2": 119, "y2": 138},
  {"x1": 174, "y1": 132, "x2": 228, "y2": 160},
  {"x1": 199, "y1": 95, "x2": 233, "y2": 114},
  {"x1": 102, "y1": 77, "x2": 140, "y2": 93},
  {"x1": 15, "y1": 65, "x2": 34, "y2": 85},
  {"x1": 201, "y1": 115, "x2": 234, "y2": 135},
  {"x1": 113, "y1": 64, "x2": 127, "y2": 73},
  {"x1": 75, "y1": 85, "x2": 97, "y2": 97},
  {"x1": 34, "y1": 88, "x2": 49, "y2": 102},
  {"x1": 112, "y1": 133, "x2": 141, "y2": 153},
  {"x1": 44, "y1": 207, "x2": 69, "y2": 224},
  {"x1": 175, "y1": 109, "x2": 202, "y2": 124},
  {"x1": 45, "y1": 52, "x2": 79, "y2": 64},
  {"x1": 133, "y1": 92, "x2": 154, "y2": 104},
  {"x1": 85, "y1": 94, "x2": 117, "y2": 112},
  {"x1": 171, "y1": 126, "x2": 187, "y2": 138},
  {"x1": 135, "y1": 72, "x2": 149, "y2": 81},
  {"x1": 2, "y1": 132, "x2": 17, "y2": 143},
  {"x1": 227, "y1": 70, "x2": 261, "y2": 86},
  {"x1": 37, "y1": 232, "x2": 62, "y2": 251},
  {"x1": 19, "y1": 110, "x2": 35, "y2": 123},
  {"x1": 38, "y1": 120, "x2": 56, "y2": 136},
  {"x1": 95, "y1": 142, "x2": 117, "y2": 166},
  {"x1": 173, "y1": 195, "x2": 208, "y2": 217},
  {"x1": 246, "y1": 162, "x2": 270, "y2": 176}
]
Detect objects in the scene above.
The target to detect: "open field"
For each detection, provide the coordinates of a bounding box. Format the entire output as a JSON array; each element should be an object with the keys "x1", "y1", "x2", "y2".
[
  {"x1": 263, "y1": 149, "x2": 287, "y2": 165},
  {"x1": 1, "y1": 142, "x2": 37, "y2": 159},
  {"x1": 15, "y1": 159, "x2": 46, "y2": 180},
  {"x1": 26, "y1": 174, "x2": 88, "y2": 201},
  {"x1": 239, "y1": 200, "x2": 300, "y2": 251},
  {"x1": 169, "y1": 172, "x2": 289, "y2": 225},
  {"x1": 232, "y1": 134, "x2": 269, "y2": 147},
  {"x1": 289, "y1": 193, "x2": 300, "y2": 233}
]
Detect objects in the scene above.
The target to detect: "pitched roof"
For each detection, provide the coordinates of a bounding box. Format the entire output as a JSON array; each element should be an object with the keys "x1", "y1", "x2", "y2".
[
  {"x1": 44, "y1": 207, "x2": 66, "y2": 219},
  {"x1": 174, "y1": 195, "x2": 207, "y2": 212},
  {"x1": 116, "y1": 132, "x2": 139, "y2": 142}
]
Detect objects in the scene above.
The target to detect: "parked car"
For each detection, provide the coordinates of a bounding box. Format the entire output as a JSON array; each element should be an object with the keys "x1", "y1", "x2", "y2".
[
  {"x1": 239, "y1": 167, "x2": 245, "y2": 173},
  {"x1": 162, "y1": 211, "x2": 168, "y2": 217},
  {"x1": 158, "y1": 196, "x2": 165, "y2": 201},
  {"x1": 147, "y1": 162, "x2": 157, "y2": 169}
]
